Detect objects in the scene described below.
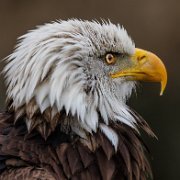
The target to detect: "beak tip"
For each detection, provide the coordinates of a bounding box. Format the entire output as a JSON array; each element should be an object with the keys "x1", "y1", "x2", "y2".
[{"x1": 160, "y1": 79, "x2": 167, "y2": 96}]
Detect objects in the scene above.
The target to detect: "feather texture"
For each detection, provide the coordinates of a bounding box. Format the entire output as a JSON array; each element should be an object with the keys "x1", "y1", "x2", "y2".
[
  {"x1": 0, "y1": 112, "x2": 153, "y2": 180},
  {"x1": 4, "y1": 20, "x2": 136, "y2": 143}
]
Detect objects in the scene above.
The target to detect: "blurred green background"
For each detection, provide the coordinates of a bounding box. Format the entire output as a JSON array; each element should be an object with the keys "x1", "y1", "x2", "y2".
[{"x1": 0, "y1": 0, "x2": 179, "y2": 179}]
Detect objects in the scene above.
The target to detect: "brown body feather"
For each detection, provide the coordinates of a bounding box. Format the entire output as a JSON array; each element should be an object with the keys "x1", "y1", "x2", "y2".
[{"x1": 0, "y1": 112, "x2": 154, "y2": 180}]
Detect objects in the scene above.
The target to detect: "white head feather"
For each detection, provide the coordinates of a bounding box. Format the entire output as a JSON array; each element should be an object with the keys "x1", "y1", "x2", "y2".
[{"x1": 4, "y1": 19, "x2": 137, "y2": 148}]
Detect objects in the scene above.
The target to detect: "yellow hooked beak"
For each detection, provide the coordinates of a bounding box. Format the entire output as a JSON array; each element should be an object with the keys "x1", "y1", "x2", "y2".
[{"x1": 111, "y1": 48, "x2": 167, "y2": 95}]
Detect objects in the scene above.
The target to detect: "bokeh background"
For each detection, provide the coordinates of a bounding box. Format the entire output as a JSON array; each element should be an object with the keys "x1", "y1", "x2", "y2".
[{"x1": 0, "y1": 0, "x2": 179, "y2": 179}]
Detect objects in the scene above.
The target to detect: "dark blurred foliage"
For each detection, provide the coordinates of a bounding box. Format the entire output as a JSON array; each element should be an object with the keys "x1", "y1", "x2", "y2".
[{"x1": 0, "y1": 0, "x2": 179, "y2": 179}]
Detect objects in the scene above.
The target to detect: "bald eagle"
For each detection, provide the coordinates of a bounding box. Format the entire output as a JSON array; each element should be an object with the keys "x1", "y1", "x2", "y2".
[{"x1": 0, "y1": 20, "x2": 167, "y2": 180}]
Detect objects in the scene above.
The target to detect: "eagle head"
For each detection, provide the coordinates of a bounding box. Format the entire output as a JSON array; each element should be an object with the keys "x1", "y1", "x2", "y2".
[{"x1": 4, "y1": 20, "x2": 167, "y2": 148}]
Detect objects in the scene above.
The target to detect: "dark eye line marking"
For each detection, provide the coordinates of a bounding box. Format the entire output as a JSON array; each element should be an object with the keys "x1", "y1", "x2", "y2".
[
  {"x1": 99, "y1": 52, "x2": 123, "y2": 59},
  {"x1": 106, "y1": 52, "x2": 122, "y2": 57}
]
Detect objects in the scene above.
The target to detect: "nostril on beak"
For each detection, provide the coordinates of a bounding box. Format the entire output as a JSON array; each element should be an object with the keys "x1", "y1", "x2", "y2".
[{"x1": 138, "y1": 55, "x2": 146, "y2": 61}]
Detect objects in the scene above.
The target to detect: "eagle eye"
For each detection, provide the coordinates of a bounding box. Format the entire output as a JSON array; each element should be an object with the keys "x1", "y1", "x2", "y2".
[{"x1": 105, "y1": 53, "x2": 116, "y2": 65}]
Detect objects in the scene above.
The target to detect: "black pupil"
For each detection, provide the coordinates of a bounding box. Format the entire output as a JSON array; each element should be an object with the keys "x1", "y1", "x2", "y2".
[{"x1": 108, "y1": 54, "x2": 113, "y2": 61}]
